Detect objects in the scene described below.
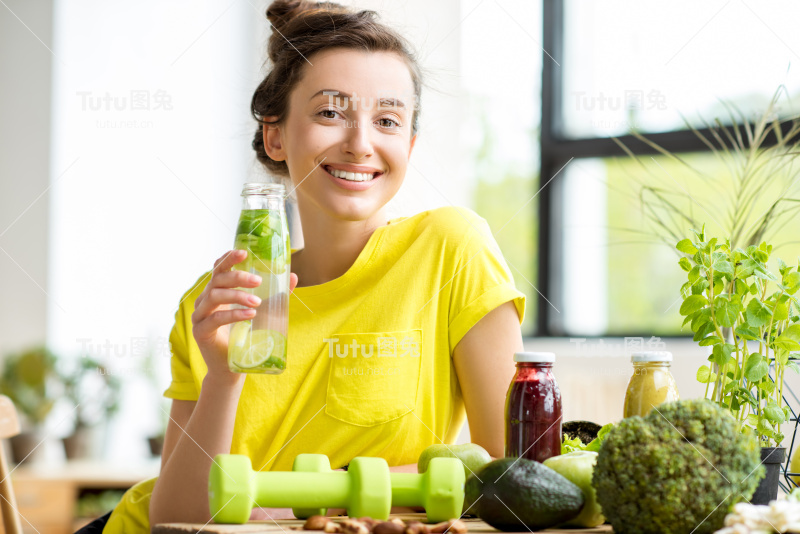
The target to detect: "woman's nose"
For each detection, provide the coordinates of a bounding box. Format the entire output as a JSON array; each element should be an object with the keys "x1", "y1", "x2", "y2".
[{"x1": 341, "y1": 119, "x2": 374, "y2": 159}]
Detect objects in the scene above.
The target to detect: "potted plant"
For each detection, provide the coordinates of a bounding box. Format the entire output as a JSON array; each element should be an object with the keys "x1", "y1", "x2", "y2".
[
  {"x1": 613, "y1": 85, "x2": 800, "y2": 503},
  {"x1": 58, "y1": 356, "x2": 121, "y2": 460},
  {"x1": 0, "y1": 346, "x2": 60, "y2": 464},
  {"x1": 676, "y1": 227, "x2": 800, "y2": 503}
]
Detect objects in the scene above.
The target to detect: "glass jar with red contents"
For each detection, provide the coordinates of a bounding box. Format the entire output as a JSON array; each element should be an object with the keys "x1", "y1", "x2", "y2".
[{"x1": 505, "y1": 352, "x2": 562, "y2": 462}]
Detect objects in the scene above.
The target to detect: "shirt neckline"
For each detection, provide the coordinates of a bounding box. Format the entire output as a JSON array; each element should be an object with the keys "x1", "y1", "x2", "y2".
[{"x1": 290, "y1": 215, "x2": 408, "y2": 298}]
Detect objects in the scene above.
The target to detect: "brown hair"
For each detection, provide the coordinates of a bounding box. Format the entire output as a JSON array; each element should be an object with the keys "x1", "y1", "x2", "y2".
[{"x1": 251, "y1": 0, "x2": 424, "y2": 186}]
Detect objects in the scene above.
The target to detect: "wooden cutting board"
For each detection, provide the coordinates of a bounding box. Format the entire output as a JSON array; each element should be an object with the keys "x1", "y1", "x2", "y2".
[{"x1": 152, "y1": 513, "x2": 613, "y2": 534}]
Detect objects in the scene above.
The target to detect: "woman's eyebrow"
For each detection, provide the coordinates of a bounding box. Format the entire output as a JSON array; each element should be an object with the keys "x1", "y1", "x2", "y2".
[{"x1": 309, "y1": 89, "x2": 406, "y2": 109}]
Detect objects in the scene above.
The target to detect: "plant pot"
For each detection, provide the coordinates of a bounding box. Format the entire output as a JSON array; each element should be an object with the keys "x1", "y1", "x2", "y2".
[
  {"x1": 62, "y1": 426, "x2": 104, "y2": 460},
  {"x1": 148, "y1": 435, "x2": 164, "y2": 457},
  {"x1": 752, "y1": 447, "x2": 785, "y2": 505},
  {"x1": 9, "y1": 430, "x2": 48, "y2": 465}
]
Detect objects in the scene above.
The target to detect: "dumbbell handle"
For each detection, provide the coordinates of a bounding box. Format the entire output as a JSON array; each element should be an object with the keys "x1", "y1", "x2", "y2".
[
  {"x1": 390, "y1": 473, "x2": 426, "y2": 508},
  {"x1": 251, "y1": 472, "x2": 352, "y2": 509}
]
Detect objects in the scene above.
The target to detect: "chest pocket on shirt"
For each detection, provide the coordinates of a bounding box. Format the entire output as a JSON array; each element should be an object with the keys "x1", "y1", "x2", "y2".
[{"x1": 324, "y1": 329, "x2": 422, "y2": 427}]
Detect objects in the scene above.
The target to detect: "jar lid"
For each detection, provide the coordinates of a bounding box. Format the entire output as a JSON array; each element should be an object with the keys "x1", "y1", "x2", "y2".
[
  {"x1": 514, "y1": 352, "x2": 555, "y2": 363},
  {"x1": 631, "y1": 351, "x2": 672, "y2": 363},
  {"x1": 241, "y1": 182, "x2": 285, "y2": 196}
]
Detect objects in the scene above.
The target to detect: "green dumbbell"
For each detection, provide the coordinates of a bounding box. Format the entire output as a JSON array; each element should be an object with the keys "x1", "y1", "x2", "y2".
[
  {"x1": 209, "y1": 454, "x2": 391, "y2": 524},
  {"x1": 288, "y1": 454, "x2": 465, "y2": 523},
  {"x1": 208, "y1": 454, "x2": 465, "y2": 524}
]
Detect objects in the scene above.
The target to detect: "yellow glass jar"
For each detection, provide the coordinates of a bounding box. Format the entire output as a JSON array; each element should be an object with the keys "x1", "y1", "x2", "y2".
[{"x1": 623, "y1": 351, "x2": 680, "y2": 418}]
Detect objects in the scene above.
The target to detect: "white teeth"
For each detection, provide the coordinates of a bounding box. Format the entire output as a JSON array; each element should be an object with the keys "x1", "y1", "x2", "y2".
[{"x1": 328, "y1": 167, "x2": 375, "y2": 182}]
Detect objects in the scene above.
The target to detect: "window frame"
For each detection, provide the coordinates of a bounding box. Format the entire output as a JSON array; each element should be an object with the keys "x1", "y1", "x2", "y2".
[{"x1": 536, "y1": 0, "x2": 791, "y2": 337}]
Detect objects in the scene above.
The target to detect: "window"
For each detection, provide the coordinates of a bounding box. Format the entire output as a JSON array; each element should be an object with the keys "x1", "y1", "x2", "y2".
[{"x1": 539, "y1": 0, "x2": 800, "y2": 336}]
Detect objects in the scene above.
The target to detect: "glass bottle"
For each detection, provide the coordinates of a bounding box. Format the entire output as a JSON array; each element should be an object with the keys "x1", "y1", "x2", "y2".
[
  {"x1": 227, "y1": 183, "x2": 290, "y2": 374},
  {"x1": 623, "y1": 351, "x2": 680, "y2": 418},
  {"x1": 505, "y1": 352, "x2": 562, "y2": 463}
]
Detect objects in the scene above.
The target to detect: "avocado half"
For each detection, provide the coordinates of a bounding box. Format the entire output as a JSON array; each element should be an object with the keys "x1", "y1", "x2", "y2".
[
  {"x1": 466, "y1": 457, "x2": 585, "y2": 531},
  {"x1": 562, "y1": 420, "x2": 602, "y2": 445}
]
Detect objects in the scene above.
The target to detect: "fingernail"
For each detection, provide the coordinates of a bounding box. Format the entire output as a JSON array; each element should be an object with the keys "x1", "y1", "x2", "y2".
[
  {"x1": 249, "y1": 295, "x2": 261, "y2": 306},
  {"x1": 250, "y1": 275, "x2": 262, "y2": 284}
]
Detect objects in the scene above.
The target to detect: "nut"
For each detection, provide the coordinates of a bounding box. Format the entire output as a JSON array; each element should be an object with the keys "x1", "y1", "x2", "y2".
[
  {"x1": 373, "y1": 522, "x2": 405, "y2": 534},
  {"x1": 324, "y1": 522, "x2": 342, "y2": 533},
  {"x1": 358, "y1": 517, "x2": 380, "y2": 531},
  {"x1": 404, "y1": 521, "x2": 429, "y2": 534},
  {"x1": 305, "y1": 516, "x2": 332, "y2": 531},
  {"x1": 429, "y1": 520, "x2": 468, "y2": 534},
  {"x1": 389, "y1": 519, "x2": 406, "y2": 527},
  {"x1": 341, "y1": 519, "x2": 370, "y2": 534}
]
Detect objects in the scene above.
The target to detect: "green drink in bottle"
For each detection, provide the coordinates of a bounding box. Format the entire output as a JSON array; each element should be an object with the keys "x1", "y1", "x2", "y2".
[{"x1": 228, "y1": 183, "x2": 290, "y2": 374}]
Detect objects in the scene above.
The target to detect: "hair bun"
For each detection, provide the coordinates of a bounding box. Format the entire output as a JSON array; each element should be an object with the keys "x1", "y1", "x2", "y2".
[{"x1": 266, "y1": 0, "x2": 330, "y2": 35}]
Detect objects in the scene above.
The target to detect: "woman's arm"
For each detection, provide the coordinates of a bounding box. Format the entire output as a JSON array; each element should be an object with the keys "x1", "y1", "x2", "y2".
[
  {"x1": 149, "y1": 374, "x2": 246, "y2": 524},
  {"x1": 452, "y1": 300, "x2": 523, "y2": 457}
]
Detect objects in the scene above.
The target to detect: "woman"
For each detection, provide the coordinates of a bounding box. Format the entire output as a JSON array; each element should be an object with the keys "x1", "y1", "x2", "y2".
[{"x1": 102, "y1": 1, "x2": 525, "y2": 530}]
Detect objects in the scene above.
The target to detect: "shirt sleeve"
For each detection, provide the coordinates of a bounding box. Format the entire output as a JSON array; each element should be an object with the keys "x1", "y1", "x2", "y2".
[
  {"x1": 163, "y1": 272, "x2": 211, "y2": 401},
  {"x1": 447, "y1": 210, "x2": 526, "y2": 354}
]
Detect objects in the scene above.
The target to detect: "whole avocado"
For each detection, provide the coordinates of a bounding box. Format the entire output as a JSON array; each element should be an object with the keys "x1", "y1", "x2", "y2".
[
  {"x1": 593, "y1": 399, "x2": 763, "y2": 534},
  {"x1": 468, "y1": 457, "x2": 585, "y2": 531}
]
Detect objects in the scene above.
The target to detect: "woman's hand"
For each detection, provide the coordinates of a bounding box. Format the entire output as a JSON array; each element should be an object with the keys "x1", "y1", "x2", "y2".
[{"x1": 191, "y1": 249, "x2": 298, "y2": 380}]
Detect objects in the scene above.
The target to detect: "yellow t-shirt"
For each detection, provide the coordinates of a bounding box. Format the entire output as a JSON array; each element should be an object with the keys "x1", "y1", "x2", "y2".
[{"x1": 106, "y1": 205, "x2": 526, "y2": 531}]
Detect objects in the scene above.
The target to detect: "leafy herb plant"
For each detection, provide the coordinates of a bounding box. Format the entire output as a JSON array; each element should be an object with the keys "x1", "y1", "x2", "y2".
[{"x1": 677, "y1": 227, "x2": 800, "y2": 445}]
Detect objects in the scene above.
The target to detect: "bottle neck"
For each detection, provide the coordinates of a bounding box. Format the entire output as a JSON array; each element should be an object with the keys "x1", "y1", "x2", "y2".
[
  {"x1": 516, "y1": 362, "x2": 553, "y2": 369},
  {"x1": 241, "y1": 183, "x2": 285, "y2": 211},
  {"x1": 632, "y1": 361, "x2": 671, "y2": 369}
]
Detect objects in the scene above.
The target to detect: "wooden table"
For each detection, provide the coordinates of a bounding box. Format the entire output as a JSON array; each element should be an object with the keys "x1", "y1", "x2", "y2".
[{"x1": 153, "y1": 513, "x2": 613, "y2": 534}]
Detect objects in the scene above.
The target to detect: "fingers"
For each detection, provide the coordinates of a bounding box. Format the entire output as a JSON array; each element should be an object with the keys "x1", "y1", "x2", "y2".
[
  {"x1": 213, "y1": 249, "x2": 248, "y2": 276},
  {"x1": 193, "y1": 308, "x2": 256, "y2": 340},
  {"x1": 193, "y1": 287, "x2": 261, "y2": 320},
  {"x1": 289, "y1": 272, "x2": 298, "y2": 293}
]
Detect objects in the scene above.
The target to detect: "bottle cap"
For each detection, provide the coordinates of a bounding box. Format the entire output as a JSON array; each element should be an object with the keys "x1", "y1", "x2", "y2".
[
  {"x1": 631, "y1": 351, "x2": 672, "y2": 363},
  {"x1": 514, "y1": 352, "x2": 555, "y2": 363}
]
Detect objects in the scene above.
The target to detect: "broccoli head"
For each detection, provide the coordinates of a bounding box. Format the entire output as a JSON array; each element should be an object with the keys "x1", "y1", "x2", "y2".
[{"x1": 592, "y1": 399, "x2": 763, "y2": 534}]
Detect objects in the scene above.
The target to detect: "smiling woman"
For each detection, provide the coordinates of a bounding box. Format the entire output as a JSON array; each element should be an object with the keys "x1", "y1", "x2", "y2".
[{"x1": 102, "y1": 1, "x2": 525, "y2": 531}]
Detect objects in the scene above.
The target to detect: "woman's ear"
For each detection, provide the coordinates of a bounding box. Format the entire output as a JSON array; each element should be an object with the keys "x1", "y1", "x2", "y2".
[{"x1": 262, "y1": 116, "x2": 286, "y2": 162}]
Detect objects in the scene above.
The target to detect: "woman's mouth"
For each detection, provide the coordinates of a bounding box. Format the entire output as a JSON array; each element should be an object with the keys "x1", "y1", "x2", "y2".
[
  {"x1": 323, "y1": 165, "x2": 383, "y2": 182},
  {"x1": 322, "y1": 165, "x2": 383, "y2": 191}
]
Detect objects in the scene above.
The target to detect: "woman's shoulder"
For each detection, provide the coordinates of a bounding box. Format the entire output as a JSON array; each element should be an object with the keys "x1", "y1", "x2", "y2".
[
  {"x1": 175, "y1": 270, "x2": 213, "y2": 312},
  {"x1": 405, "y1": 205, "x2": 489, "y2": 238}
]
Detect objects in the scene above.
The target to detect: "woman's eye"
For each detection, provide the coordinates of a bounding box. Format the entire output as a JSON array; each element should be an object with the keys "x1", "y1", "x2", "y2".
[
  {"x1": 318, "y1": 109, "x2": 339, "y2": 119},
  {"x1": 378, "y1": 117, "x2": 400, "y2": 128}
]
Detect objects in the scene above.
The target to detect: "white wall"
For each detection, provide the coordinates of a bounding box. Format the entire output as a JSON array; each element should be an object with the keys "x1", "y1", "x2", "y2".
[{"x1": 0, "y1": 0, "x2": 53, "y2": 356}]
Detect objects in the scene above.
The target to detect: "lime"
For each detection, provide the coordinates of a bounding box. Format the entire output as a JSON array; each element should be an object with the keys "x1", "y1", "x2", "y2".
[{"x1": 229, "y1": 328, "x2": 286, "y2": 370}]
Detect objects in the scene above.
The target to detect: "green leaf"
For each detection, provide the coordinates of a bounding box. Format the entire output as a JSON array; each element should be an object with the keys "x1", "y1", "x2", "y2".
[
  {"x1": 681, "y1": 295, "x2": 708, "y2": 316},
  {"x1": 773, "y1": 300, "x2": 789, "y2": 322},
  {"x1": 677, "y1": 239, "x2": 698, "y2": 255},
  {"x1": 679, "y1": 257, "x2": 692, "y2": 272},
  {"x1": 692, "y1": 279, "x2": 710, "y2": 295},
  {"x1": 688, "y1": 265, "x2": 702, "y2": 284},
  {"x1": 764, "y1": 404, "x2": 785, "y2": 424},
  {"x1": 779, "y1": 258, "x2": 789, "y2": 276},
  {"x1": 788, "y1": 361, "x2": 800, "y2": 374},
  {"x1": 714, "y1": 296, "x2": 738, "y2": 327},
  {"x1": 746, "y1": 414, "x2": 759, "y2": 427},
  {"x1": 737, "y1": 260, "x2": 758, "y2": 279},
  {"x1": 745, "y1": 353, "x2": 769, "y2": 382},
  {"x1": 735, "y1": 325, "x2": 761, "y2": 341},
  {"x1": 711, "y1": 344, "x2": 735, "y2": 367},
  {"x1": 696, "y1": 365, "x2": 717, "y2": 384},
  {"x1": 691, "y1": 308, "x2": 712, "y2": 333},
  {"x1": 699, "y1": 336, "x2": 722, "y2": 346},
  {"x1": 735, "y1": 279, "x2": 749, "y2": 296},
  {"x1": 775, "y1": 325, "x2": 800, "y2": 352},
  {"x1": 757, "y1": 418, "x2": 775, "y2": 438},
  {"x1": 746, "y1": 299, "x2": 773, "y2": 327},
  {"x1": 694, "y1": 321, "x2": 716, "y2": 341},
  {"x1": 784, "y1": 271, "x2": 800, "y2": 294},
  {"x1": 713, "y1": 260, "x2": 734, "y2": 276}
]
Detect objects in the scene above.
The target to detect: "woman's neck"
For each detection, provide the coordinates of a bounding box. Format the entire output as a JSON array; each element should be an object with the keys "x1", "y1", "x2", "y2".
[{"x1": 291, "y1": 207, "x2": 388, "y2": 287}]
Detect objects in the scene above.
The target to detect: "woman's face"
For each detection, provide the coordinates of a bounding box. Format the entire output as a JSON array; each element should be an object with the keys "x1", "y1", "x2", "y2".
[{"x1": 264, "y1": 49, "x2": 417, "y2": 223}]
